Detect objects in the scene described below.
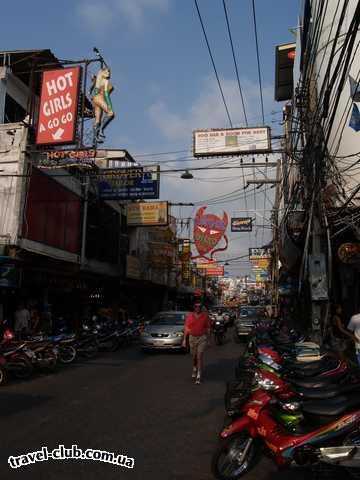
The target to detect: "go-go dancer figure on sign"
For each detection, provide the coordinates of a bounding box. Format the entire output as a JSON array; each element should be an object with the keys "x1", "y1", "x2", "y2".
[
  {"x1": 182, "y1": 303, "x2": 211, "y2": 384},
  {"x1": 90, "y1": 67, "x2": 115, "y2": 144}
]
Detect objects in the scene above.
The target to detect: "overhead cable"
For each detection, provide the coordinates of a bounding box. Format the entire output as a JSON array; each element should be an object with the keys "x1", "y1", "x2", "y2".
[
  {"x1": 222, "y1": 0, "x2": 248, "y2": 125},
  {"x1": 194, "y1": 0, "x2": 233, "y2": 127}
]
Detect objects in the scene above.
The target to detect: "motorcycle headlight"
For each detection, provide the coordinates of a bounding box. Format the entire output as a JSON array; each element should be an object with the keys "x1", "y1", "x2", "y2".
[
  {"x1": 215, "y1": 321, "x2": 221, "y2": 325},
  {"x1": 257, "y1": 377, "x2": 280, "y2": 391},
  {"x1": 280, "y1": 401, "x2": 301, "y2": 412}
]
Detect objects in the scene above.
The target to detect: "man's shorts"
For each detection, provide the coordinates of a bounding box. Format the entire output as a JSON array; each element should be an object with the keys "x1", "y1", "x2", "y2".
[{"x1": 189, "y1": 335, "x2": 207, "y2": 356}]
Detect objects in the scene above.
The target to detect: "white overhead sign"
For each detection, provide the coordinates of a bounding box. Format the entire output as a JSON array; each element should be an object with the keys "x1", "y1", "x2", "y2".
[{"x1": 193, "y1": 127, "x2": 271, "y2": 157}]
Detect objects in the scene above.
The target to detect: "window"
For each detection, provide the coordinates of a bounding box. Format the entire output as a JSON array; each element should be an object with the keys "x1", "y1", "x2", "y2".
[{"x1": 4, "y1": 94, "x2": 26, "y2": 123}]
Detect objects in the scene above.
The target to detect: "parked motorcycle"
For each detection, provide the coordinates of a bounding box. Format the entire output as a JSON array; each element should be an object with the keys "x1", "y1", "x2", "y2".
[
  {"x1": 0, "y1": 330, "x2": 34, "y2": 380},
  {"x1": 22, "y1": 340, "x2": 58, "y2": 372},
  {"x1": 74, "y1": 325, "x2": 99, "y2": 358},
  {"x1": 213, "y1": 385, "x2": 360, "y2": 479},
  {"x1": 35, "y1": 333, "x2": 77, "y2": 364},
  {"x1": 214, "y1": 318, "x2": 360, "y2": 479}
]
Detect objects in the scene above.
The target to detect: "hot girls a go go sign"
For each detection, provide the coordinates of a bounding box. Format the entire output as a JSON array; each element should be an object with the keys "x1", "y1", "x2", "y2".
[{"x1": 36, "y1": 67, "x2": 81, "y2": 145}]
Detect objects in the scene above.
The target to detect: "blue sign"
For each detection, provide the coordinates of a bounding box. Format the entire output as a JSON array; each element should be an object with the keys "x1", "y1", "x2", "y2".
[
  {"x1": 0, "y1": 265, "x2": 19, "y2": 288},
  {"x1": 98, "y1": 167, "x2": 160, "y2": 200}
]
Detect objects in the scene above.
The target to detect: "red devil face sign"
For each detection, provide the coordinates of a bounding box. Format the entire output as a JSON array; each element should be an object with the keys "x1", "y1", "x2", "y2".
[{"x1": 193, "y1": 206, "x2": 228, "y2": 260}]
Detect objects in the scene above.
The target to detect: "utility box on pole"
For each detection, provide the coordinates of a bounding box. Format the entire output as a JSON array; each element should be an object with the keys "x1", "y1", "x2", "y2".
[{"x1": 309, "y1": 254, "x2": 328, "y2": 301}]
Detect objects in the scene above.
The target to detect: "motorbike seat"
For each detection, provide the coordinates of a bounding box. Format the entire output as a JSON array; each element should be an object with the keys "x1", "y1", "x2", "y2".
[
  {"x1": 285, "y1": 358, "x2": 337, "y2": 373},
  {"x1": 295, "y1": 381, "x2": 360, "y2": 399},
  {"x1": 288, "y1": 373, "x2": 345, "y2": 389},
  {"x1": 303, "y1": 392, "x2": 360, "y2": 417},
  {"x1": 284, "y1": 359, "x2": 340, "y2": 378},
  {"x1": 284, "y1": 354, "x2": 330, "y2": 369}
]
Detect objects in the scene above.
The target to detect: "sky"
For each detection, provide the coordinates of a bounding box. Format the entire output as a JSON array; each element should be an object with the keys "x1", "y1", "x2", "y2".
[{"x1": 2, "y1": 0, "x2": 300, "y2": 276}]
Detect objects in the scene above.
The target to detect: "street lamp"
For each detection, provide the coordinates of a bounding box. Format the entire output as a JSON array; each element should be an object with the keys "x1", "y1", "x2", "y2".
[{"x1": 181, "y1": 170, "x2": 194, "y2": 180}]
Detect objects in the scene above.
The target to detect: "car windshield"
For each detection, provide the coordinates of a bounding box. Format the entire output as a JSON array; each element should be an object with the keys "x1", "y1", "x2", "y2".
[
  {"x1": 240, "y1": 308, "x2": 258, "y2": 316},
  {"x1": 151, "y1": 313, "x2": 186, "y2": 325}
]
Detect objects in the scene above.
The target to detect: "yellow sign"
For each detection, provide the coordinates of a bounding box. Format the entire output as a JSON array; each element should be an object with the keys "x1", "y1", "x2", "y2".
[{"x1": 126, "y1": 202, "x2": 168, "y2": 227}]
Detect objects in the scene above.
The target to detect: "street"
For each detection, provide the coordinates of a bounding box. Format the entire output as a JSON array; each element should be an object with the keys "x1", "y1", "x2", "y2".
[{"x1": 0, "y1": 334, "x2": 278, "y2": 480}]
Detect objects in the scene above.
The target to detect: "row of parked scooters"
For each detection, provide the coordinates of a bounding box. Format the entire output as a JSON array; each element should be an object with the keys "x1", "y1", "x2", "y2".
[
  {"x1": 0, "y1": 318, "x2": 143, "y2": 385},
  {"x1": 211, "y1": 319, "x2": 360, "y2": 479}
]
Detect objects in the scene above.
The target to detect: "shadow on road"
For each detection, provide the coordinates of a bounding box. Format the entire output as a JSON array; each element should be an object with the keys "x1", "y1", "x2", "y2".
[
  {"x1": 204, "y1": 357, "x2": 238, "y2": 382},
  {"x1": 0, "y1": 392, "x2": 52, "y2": 417}
]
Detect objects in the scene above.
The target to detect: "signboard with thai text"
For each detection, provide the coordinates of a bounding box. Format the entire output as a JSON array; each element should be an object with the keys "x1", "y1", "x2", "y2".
[
  {"x1": 126, "y1": 202, "x2": 168, "y2": 227},
  {"x1": 98, "y1": 167, "x2": 159, "y2": 200}
]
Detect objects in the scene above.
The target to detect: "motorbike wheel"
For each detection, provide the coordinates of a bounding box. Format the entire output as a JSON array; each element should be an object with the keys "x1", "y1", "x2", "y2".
[
  {"x1": 41, "y1": 350, "x2": 57, "y2": 372},
  {"x1": 211, "y1": 433, "x2": 257, "y2": 480},
  {"x1": 11, "y1": 355, "x2": 34, "y2": 380},
  {"x1": 100, "y1": 338, "x2": 120, "y2": 353},
  {"x1": 82, "y1": 342, "x2": 99, "y2": 359},
  {"x1": 215, "y1": 334, "x2": 223, "y2": 346},
  {"x1": 343, "y1": 431, "x2": 360, "y2": 480},
  {"x1": 0, "y1": 366, "x2": 7, "y2": 385},
  {"x1": 59, "y1": 345, "x2": 77, "y2": 364}
]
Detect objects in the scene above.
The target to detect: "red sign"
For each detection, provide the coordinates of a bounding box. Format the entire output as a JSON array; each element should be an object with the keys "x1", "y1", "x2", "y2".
[
  {"x1": 205, "y1": 267, "x2": 224, "y2": 277},
  {"x1": 193, "y1": 206, "x2": 228, "y2": 261},
  {"x1": 36, "y1": 67, "x2": 81, "y2": 145}
]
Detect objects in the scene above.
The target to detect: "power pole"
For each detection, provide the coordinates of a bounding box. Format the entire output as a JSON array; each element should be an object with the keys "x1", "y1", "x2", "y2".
[{"x1": 271, "y1": 159, "x2": 281, "y2": 314}]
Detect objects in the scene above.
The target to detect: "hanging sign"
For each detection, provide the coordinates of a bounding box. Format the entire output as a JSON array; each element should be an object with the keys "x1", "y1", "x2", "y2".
[
  {"x1": 338, "y1": 243, "x2": 360, "y2": 264},
  {"x1": 36, "y1": 66, "x2": 81, "y2": 145},
  {"x1": 249, "y1": 247, "x2": 272, "y2": 260},
  {"x1": 192, "y1": 206, "x2": 228, "y2": 261},
  {"x1": 231, "y1": 217, "x2": 253, "y2": 232},
  {"x1": 98, "y1": 167, "x2": 159, "y2": 200},
  {"x1": 126, "y1": 202, "x2": 168, "y2": 227},
  {"x1": 37, "y1": 149, "x2": 96, "y2": 169}
]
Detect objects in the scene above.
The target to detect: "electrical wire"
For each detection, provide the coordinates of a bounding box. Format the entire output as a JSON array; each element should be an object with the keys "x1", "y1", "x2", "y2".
[
  {"x1": 251, "y1": 0, "x2": 265, "y2": 125},
  {"x1": 194, "y1": 0, "x2": 233, "y2": 127},
  {"x1": 222, "y1": 0, "x2": 248, "y2": 126}
]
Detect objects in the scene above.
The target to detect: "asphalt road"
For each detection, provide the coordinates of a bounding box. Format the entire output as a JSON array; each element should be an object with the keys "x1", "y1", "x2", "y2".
[{"x1": 0, "y1": 332, "x2": 309, "y2": 480}]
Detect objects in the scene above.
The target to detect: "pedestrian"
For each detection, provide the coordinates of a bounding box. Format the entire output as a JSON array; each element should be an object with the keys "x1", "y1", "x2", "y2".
[
  {"x1": 347, "y1": 309, "x2": 360, "y2": 365},
  {"x1": 30, "y1": 306, "x2": 41, "y2": 334},
  {"x1": 14, "y1": 303, "x2": 31, "y2": 339},
  {"x1": 182, "y1": 303, "x2": 211, "y2": 384}
]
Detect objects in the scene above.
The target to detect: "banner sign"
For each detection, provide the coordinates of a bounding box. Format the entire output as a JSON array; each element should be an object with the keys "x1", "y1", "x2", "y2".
[
  {"x1": 98, "y1": 167, "x2": 159, "y2": 200},
  {"x1": 38, "y1": 149, "x2": 96, "y2": 169},
  {"x1": 231, "y1": 217, "x2": 253, "y2": 232},
  {"x1": 249, "y1": 247, "x2": 272, "y2": 260},
  {"x1": 193, "y1": 127, "x2": 271, "y2": 157},
  {"x1": 36, "y1": 67, "x2": 81, "y2": 145},
  {"x1": 126, "y1": 201, "x2": 168, "y2": 227}
]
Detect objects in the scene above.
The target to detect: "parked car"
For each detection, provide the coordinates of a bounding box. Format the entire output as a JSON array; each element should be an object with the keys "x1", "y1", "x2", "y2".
[
  {"x1": 140, "y1": 311, "x2": 189, "y2": 351},
  {"x1": 233, "y1": 306, "x2": 265, "y2": 343}
]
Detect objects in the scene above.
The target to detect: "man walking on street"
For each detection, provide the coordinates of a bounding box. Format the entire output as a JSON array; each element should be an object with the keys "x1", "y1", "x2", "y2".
[{"x1": 182, "y1": 303, "x2": 211, "y2": 384}]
